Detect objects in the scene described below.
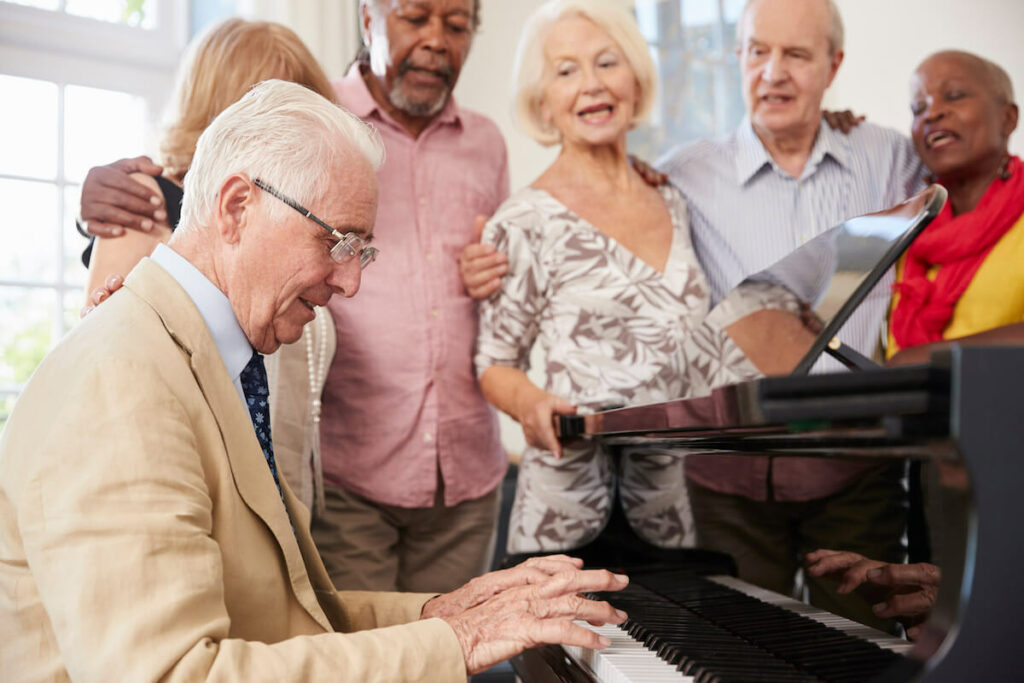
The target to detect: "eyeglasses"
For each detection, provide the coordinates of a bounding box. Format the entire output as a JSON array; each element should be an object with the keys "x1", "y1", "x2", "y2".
[{"x1": 253, "y1": 178, "x2": 379, "y2": 269}]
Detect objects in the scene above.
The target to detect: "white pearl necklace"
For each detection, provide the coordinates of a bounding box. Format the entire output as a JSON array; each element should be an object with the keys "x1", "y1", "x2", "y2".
[{"x1": 304, "y1": 307, "x2": 329, "y2": 426}]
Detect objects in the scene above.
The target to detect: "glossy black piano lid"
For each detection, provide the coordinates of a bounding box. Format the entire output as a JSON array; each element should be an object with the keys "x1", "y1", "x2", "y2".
[{"x1": 781, "y1": 184, "x2": 947, "y2": 375}]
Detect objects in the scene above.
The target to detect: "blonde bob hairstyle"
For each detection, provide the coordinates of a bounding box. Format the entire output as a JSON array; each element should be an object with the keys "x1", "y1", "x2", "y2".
[
  {"x1": 160, "y1": 18, "x2": 337, "y2": 183},
  {"x1": 514, "y1": 0, "x2": 657, "y2": 147}
]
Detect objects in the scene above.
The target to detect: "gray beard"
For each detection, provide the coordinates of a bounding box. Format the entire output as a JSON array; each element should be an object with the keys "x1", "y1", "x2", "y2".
[{"x1": 388, "y1": 74, "x2": 450, "y2": 118}]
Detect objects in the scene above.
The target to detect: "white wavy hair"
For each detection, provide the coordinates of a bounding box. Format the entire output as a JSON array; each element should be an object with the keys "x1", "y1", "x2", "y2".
[
  {"x1": 179, "y1": 79, "x2": 385, "y2": 231},
  {"x1": 513, "y1": 0, "x2": 658, "y2": 147}
]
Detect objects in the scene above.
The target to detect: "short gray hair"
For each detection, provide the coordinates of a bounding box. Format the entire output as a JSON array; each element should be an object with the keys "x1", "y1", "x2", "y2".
[
  {"x1": 514, "y1": 0, "x2": 658, "y2": 146},
  {"x1": 360, "y1": 0, "x2": 481, "y2": 32},
  {"x1": 737, "y1": 0, "x2": 845, "y2": 56},
  {"x1": 179, "y1": 79, "x2": 384, "y2": 232}
]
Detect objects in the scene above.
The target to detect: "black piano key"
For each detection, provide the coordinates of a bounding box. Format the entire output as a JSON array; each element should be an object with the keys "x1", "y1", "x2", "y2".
[
  {"x1": 599, "y1": 583, "x2": 820, "y2": 683},
  {"x1": 615, "y1": 569, "x2": 905, "y2": 683}
]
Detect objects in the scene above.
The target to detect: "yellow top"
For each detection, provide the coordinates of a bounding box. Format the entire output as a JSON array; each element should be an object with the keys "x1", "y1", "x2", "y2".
[{"x1": 887, "y1": 211, "x2": 1024, "y2": 358}]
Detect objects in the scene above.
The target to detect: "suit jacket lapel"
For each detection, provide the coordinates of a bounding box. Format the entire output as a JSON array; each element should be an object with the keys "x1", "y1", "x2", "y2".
[{"x1": 124, "y1": 259, "x2": 334, "y2": 632}]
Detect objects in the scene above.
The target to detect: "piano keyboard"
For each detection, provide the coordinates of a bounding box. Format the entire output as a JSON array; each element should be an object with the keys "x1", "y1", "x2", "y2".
[
  {"x1": 562, "y1": 570, "x2": 911, "y2": 682},
  {"x1": 707, "y1": 575, "x2": 913, "y2": 656}
]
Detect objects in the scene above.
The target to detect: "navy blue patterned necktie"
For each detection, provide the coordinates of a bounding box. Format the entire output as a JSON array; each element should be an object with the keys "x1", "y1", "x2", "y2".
[{"x1": 239, "y1": 352, "x2": 283, "y2": 498}]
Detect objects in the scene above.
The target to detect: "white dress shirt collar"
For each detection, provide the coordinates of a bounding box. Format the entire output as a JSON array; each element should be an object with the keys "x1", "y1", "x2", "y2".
[{"x1": 149, "y1": 243, "x2": 253, "y2": 385}]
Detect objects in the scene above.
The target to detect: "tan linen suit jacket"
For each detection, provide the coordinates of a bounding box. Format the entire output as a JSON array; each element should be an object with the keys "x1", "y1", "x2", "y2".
[{"x1": 0, "y1": 259, "x2": 466, "y2": 682}]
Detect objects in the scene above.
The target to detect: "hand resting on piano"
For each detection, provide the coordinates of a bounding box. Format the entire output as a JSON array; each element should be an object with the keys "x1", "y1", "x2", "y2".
[
  {"x1": 805, "y1": 549, "x2": 940, "y2": 640},
  {"x1": 421, "y1": 554, "x2": 630, "y2": 674}
]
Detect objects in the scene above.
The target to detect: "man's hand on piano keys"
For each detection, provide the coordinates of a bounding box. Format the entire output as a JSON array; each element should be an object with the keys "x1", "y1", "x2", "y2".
[
  {"x1": 805, "y1": 549, "x2": 940, "y2": 640},
  {"x1": 420, "y1": 555, "x2": 629, "y2": 675}
]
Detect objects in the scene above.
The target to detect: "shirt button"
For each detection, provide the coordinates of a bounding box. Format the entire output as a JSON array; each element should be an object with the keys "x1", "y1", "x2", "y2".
[
  {"x1": 425, "y1": 253, "x2": 433, "y2": 262},
  {"x1": 418, "y1": 197, "x2": 427, "y2": 206},
  {"x1": 431, "y1": 309, "x2": 439, "y2": 318},
  {"x1": 423, "y1": 432, "x2": 433, "y2": 443}
]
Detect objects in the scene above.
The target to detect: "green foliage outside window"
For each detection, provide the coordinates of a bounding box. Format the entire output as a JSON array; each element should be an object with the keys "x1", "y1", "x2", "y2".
[
  {"x1": 1, "y1": 321, "x2": 51, "y2": 386},
  {"x1": 0, "y1": 320, "x2": 50, "y2": 434},
  {"x1": 121, "y1": 0, "x2": 147, "y2": 26}
]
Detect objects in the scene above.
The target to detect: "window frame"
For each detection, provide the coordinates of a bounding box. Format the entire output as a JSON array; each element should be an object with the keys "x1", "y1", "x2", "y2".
[{"x1": 0, "y1": 1, "x2": 189, "y2": 423}]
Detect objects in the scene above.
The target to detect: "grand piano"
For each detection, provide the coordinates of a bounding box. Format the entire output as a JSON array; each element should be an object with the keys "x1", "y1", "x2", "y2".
[{"x1": 509, "y1": 187, "x2": 1023, "y2": 682}]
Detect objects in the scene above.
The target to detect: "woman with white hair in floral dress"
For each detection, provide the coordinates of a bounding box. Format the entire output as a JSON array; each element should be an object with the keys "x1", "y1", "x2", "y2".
[{"x1": 473, "y1": 0, "x2": 711, "y2": 555}]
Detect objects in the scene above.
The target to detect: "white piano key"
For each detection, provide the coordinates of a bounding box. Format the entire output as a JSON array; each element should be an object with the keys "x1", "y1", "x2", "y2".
[{"x1": 564, "y1": 621, "x2": 695, "y2": 682}]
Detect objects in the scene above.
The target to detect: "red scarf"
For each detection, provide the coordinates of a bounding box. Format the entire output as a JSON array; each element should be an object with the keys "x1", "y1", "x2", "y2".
[{"x1": 891, "y1": 155, "x2": 1024, "y2": 349}]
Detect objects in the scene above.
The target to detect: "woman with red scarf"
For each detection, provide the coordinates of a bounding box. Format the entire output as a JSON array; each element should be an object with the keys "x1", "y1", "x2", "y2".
[
  {"x1": 888, "y1": 50, "x2": 1024, "y2": 363},
  {"x1": 806, "y1": 52, "x2": 1023, "y2": 642}
]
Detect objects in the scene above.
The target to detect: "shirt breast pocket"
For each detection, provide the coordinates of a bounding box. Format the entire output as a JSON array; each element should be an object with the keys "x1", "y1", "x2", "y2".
[{"x1": 437, "y1": 185, "x2": 499, "y2": 299}]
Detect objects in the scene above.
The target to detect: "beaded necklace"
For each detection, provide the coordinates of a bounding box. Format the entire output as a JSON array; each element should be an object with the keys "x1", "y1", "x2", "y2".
[{"x1": 304, "y1": 307, "x2": 329, "y2": 514}]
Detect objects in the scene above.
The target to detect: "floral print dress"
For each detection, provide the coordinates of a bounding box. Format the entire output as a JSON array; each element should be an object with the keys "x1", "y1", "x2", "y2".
[{"x1": 474, "y1": 183, "x2": 710, "y2": 553}]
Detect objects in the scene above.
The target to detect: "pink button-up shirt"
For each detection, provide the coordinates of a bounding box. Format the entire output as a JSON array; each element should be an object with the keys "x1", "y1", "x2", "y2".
[{"x1": 319, "y1": 66, "x2": 509, "y2": 508}]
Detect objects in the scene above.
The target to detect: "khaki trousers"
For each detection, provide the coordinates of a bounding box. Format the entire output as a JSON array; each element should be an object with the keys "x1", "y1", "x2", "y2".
[{"x1": 312, "y1": 481, "x2": 501, "y2": 593}]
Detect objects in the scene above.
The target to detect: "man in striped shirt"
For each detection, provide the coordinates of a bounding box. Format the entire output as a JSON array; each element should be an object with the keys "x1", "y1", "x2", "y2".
[{"x1": 659, "y1": 0, "x2": 923, "y2": 631}]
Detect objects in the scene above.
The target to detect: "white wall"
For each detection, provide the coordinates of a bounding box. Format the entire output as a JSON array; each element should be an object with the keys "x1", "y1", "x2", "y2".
[
  {"x1": 454, "y1": 0, "x2": 557, "y2": 192},
  {"x1": 829, "y1": 0, "x2": 1024, "y2": 157}
]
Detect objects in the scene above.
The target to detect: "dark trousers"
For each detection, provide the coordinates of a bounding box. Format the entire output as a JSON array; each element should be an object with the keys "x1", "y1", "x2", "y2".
[{"x1": 686, "y1": 461, "x2": 907, "y2": 633}]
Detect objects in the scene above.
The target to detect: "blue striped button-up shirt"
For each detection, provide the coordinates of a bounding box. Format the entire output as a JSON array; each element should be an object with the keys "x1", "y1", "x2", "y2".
[
  {"x1": 660, "y1": 117, "x2": 924, "y2": 304},
  {"x1": 659, "y1": 117, "x2": 925, "y2": 501}
]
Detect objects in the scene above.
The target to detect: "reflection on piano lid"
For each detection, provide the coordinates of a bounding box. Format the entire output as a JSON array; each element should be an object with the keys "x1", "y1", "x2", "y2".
[
  {"x1": 543, "y1": 346, "x2": 1024, "y2": 682},
  {"x1": 557, "y1": 358, "x2": 954, "y2": 459},
  {"x1": 730, "y1": 184, "x2": 946, "y2": 375},
  {"x1": 517, "y1": 569, "x2": 912, "y2": 683}
]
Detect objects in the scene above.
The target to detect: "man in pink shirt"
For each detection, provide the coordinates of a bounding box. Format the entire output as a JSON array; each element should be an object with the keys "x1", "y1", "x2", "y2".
[
  {"x1": 74, "y1": 0, "x2": 511, "y2": 594},
  {"x1": 313, "y1": 0, "x2": 510, "y2": 593}
]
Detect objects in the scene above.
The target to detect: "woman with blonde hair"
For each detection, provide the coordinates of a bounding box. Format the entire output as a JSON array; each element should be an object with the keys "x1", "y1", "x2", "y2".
[
  {"x1": 81, "y1": 18, "x2": 340, "y2": 516},
  {"x1": 474, "y1": 0, "x2": 710, "y2": 554},
  {"x1": 85, "y1": 18, "x2": 336, "y2": 290}
]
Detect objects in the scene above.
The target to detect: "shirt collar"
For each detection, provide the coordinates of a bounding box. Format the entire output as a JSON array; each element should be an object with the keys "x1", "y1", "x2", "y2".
[
  {"x1": 735, "y1": 116, "x2": 851, "y2": 185},
  {"x1": 336, "y1": 62, "x2": 462, "y2": 131},
  {"x1": 150, "y1": 243, "x2": 253, "y2": 382}
]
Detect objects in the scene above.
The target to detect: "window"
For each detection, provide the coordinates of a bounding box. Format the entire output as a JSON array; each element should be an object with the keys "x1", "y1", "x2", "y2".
[
  {"x1": 629, "y1": 0, "x2": 746, "y2": 160},
  {"x1": 0, "y1": 1, "x2": 187, "y2": 429}
]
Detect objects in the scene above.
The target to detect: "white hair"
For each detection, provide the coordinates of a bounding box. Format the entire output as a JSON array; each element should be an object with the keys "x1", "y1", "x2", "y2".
[
  {"x1": 359, "y1": 0, "x2": 481, "y2": 31},
  {"x1": 179, "y1": 79, "x2": 385, "y2": 232},
  {"x1": 737, "y1": 0, "x2": 845, "y2": 55},
  {"x1": 514, "y1": 0, "x2": 658, "y2": 147}
]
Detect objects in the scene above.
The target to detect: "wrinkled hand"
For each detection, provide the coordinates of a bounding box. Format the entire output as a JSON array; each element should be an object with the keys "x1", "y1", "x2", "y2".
[
  {"x1": 515, "y1": 385, "x2": 577, "y2": 457},
  {"x1": 423, "y1": 556, "x2": 629, "y2": 674},
  {"x1": 805, "y1": 549, "x2": 940, "y2": 640},
  {"x1": 822, "y1": 109, "x2": 865, "y2": 135},
  {"x1": 629, "y1": 155, "x2": 667, "y2": 187},
  {"x1": 423, "y1": 555, "x2": 587, "y2": 618},
  {"x1": 459, "y1": 214, "x2": 508, "y2": 300},
  {"x1": 79, "y1": 156, "x2": 165, "y2": 237},
  {"x1": 80, "y1": 274, "x2": 124, "y2": 318}
]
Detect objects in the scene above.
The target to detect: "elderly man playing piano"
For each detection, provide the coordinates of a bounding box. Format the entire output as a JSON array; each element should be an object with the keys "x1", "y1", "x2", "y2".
[{"x1": 0, "y1": 80, "x2": 628, "y2": 682}]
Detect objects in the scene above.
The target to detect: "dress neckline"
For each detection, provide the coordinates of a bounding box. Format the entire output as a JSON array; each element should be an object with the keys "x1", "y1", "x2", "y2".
[{"x1": 524, "y1": 183, "x2": 686, "y2": 281}]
